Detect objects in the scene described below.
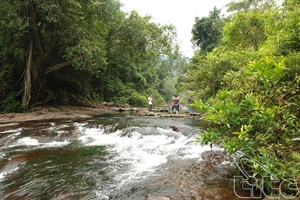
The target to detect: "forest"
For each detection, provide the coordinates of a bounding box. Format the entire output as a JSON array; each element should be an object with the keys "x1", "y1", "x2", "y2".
[
  {"x1": 184, "y1": 0, "x2": 300, "y2": 197},
  {"x1": 0, "y1": 0, "x2": 188, "y2": 112},
  {"x1": 1, "y1": 0, "x2": 300, "y2": 197}
]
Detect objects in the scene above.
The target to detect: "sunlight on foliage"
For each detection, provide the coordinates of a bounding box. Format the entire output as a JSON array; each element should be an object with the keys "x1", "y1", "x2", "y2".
[{"x1": 184, "y1": 1, "x2": 300, "y2": 196}]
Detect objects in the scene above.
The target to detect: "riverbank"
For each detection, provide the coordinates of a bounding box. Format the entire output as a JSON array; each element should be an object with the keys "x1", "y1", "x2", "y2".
[
  {"x1": 0, "y1": 104, "x2": 115, "y2": 124},
  {"x1": 0, "y1": 104, "x2": 201, "y2": 129}
]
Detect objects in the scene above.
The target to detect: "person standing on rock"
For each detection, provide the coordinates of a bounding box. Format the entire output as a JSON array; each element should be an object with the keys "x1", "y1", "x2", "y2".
[
  {"x1": 148, "y1": 94, "x2": 153, "y2": 112},
  {"x1": 171, "y1": 95, "x2": 180, "y2": 115},
  {"x1": 188, "y1": 97, "x2": 194, "y2": 115}
]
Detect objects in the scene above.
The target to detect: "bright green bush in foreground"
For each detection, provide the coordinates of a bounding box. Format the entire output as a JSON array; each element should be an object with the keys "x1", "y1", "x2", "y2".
[{"x1": 195, "y1": 58, "x2": 300, "y2": 196}]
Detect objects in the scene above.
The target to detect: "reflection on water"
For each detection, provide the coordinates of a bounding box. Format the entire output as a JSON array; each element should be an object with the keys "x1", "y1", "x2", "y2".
[{"x1": 0, "y1": 114, "x2": 238, "y2": 200}]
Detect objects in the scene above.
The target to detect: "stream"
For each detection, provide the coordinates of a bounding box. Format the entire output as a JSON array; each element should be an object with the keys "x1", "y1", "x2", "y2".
[{"x1": 0, "y1": 113, "x2": 243, "y2": 200}]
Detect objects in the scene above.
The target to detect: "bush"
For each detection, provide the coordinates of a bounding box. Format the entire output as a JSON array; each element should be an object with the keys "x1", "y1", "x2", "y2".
[
  {"x1": 0, "y1": 92, "x2": 23, "y2": 113},
  {"x1": 196, "y1": 58, "x2": 300, "y2": 195},
  {"x1": 128, "y1": 92, "x2": 147, "y2": 107}
]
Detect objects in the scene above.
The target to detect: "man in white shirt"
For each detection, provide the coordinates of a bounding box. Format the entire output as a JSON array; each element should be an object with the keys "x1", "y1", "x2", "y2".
[{"x1": 148, "y1": 95, "x2": 153, "y2": 112}]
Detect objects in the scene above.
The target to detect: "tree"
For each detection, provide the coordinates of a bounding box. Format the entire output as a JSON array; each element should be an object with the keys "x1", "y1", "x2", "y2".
[
  {"x1": 191, "y1": 2, "x2": 300, "y2": 194},
  {"x1": 191, "y1": 7, "x2": 225, "y2": 54},
  {"x1": 0, "y1": 0, "x2": 183, "y2": 111},
  {"x1": 0, "y1": 0, "x2": 121, "y2": 110},
  {"x1": 222, "y1": 10, "x2": 268, "y2": 50},
  {"x1": 226, "y1": 0, "x2": 277, "y2": 12},
  {"x1": 99, "y1": 10, "x2": 180, "y2": 104}
]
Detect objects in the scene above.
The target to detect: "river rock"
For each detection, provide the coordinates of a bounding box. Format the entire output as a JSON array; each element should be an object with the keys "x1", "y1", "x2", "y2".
[
  {"x1": 0, "y1": 123, "x2": 20, "y2": 131},
  {"x1": 145, "y1": 112, "x2": 157, "y2": 116},
  {"x1": 144, "y1": 195, "x2": 171, "y2": 200},
  {"x1": 137, "y1": 108, "x2": 149, "y2": 116},
  {"x1": 160, "y1": 114, "x2": 187, "y2": 118},
  {"x1": 131, "y1": 107, "x2": 139, "y2": 112},
  {"x1": 201, "y1": 150, "x2": 232, "y2": 164},
  {"x1": 170, "y1": 126, "x2": 179, "y2": 131}
]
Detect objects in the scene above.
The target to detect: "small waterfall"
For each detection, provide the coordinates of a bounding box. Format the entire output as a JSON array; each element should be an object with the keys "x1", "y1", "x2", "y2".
[
  {"x1": 75, "y1": 119, "x2": 221, "y2": 199},
  {"x1": 0, "y1": 114, "x2": 231, "y2": 200}
]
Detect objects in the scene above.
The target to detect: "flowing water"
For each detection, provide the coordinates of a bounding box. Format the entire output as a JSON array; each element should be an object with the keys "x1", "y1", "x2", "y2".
[{"x1": 0, "y1": 113, "x2": 242, "y2": 200}]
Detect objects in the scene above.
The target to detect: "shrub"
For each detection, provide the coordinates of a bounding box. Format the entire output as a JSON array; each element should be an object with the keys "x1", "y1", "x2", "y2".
[
  {"x1": 196, "y1": 57, "x2": 300, "y2": 195},
  {"x1": 128, "y1": 92, "x2": 147, "y2": 107}
]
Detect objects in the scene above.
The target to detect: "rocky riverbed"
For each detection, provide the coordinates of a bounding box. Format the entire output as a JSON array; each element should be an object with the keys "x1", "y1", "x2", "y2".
[
  {"x1": 0, "y1": 104, "x2": 201, "y2": 131},
  {"x1": 0, "y1": 104, "x2": 255, "y2": 200},
  {"x1": 0, "y1": 105, "x2": 116, "y2": 131}
]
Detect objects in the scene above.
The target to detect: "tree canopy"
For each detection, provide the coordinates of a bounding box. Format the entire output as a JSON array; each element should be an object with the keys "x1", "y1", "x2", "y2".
[
  {"x1": 0, "y1": 0, "x2": 184, "y2": 111},
  {"x1": 191, "y1": 7, "x2": 225, "y2": 54},
  {"x1": 182, "y1": 0, "x2": 300, "y2": 195}
]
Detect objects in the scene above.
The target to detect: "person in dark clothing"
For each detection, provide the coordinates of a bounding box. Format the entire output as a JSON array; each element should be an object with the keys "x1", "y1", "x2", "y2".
[
  {"x1": 171, "y1": 95, "x2": 180, "y2": 114},
  {"x1": 188, "y1": 97, "x2": 194, "y2": 115}
]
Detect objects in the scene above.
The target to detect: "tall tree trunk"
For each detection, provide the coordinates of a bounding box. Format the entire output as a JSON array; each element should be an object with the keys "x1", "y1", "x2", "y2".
[
  {"x1": 29, "y1": 2, "x2": 45, "y2": 103},
  {"x1": 22, "y1": 41, "x2": 33, "y2": 111}
]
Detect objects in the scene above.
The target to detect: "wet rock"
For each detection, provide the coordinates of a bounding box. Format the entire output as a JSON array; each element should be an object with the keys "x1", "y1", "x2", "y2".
[
  {"x1": 160, "y1": 114, "x2": 187, "y2": 118},
  {"x1": 137, "y1": 108, "x2": 149, "y2": 116},
  {"x1": 189, "y1": 112, "x2": 202, "y2": 116},
  {"x1": 117, "y1": 107, "x2": 131, "y2": 112},
  {"x1": 146, "y1": 112, "x2": 157, "y2": 116},
  {"x1": 146, "y1": 158, "x2": 247, "y2": 200},
  {"x1": 17, "y1": 162, "x2": 26, "y2": 170},
  {"x1": 0, "y1": 105, "x2": 117, "y2": 124},
  {"x1": 170, "y1": 126, "x2": 179, "y2": 132},
  {"x1": 201, "y1": 150, "x2": 232, "y2": 164},
  {"x1": 160, "y1": 109, "x2": 169, "y2": 112},
  {"x1": 163, "y1": 105, "x2": 169, "y2": 109},
  {"x1": 144, "y1": 195, "x2": 172, "y2": 200},
  {"x1": 0, "y1": 123, "x2": 20, "y2": 131},
  {"x1": 131, "y1": 107, "x2": 139, "y2": 112},
  {"x1": 0, "y1": 105, "x2": 203, "y2": 125}
]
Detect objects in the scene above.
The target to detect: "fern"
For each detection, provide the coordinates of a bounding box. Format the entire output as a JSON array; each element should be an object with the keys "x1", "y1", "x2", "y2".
[{"x1": 292, "y1": 152, "x2": 300, "y2": 161}]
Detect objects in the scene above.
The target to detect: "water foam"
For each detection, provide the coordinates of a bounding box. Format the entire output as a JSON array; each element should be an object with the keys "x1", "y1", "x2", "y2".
[
  {"x1": 13, "y1": 137, "x2": 39, "y2": 146},
  {"x1": 77, "y1": 124, "x2": 216, "y2": 191},
  {"x1": 8, "y1": 137, "x2": 70, "y2": 148},
  {"x1": 0, "y1": 166, "x2": 18, "y2": 182}
]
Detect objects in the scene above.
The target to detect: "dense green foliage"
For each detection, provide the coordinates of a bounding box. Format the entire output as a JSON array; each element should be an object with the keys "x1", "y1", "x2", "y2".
[
  {"x1": 183, "y1": 0, "x2": 300, "y2": 196},
  {"x1": 0, "y1": 0, "x2": 185, "y2": 112},
  {"x1": 191, "y1": 7, "x2": 225, "y2": 54}
]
